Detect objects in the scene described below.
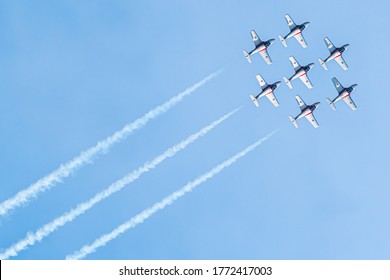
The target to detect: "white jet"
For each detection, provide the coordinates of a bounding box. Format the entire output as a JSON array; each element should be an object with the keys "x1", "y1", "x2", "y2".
[
  {"x1": 327, "y1": 77, "x2": 358, "y2": 110},
  {"x1": 318, "y1": 37, "x2": 350, "y2": 71},
  {"x1": 243, "y1": 30, "x2": 275, "y2": 64},
  {"x1": 279, "y1": 14, "x2": 310, "y2": 48},
  {"x1": 289, "y1": 96, "x2": 320, "y2": 128},
  {"x1": 249, "y1": 74, "x2": 281, "y2": 107},
  {"x1": 283, "y1": 56, "x2": 314, "y2": 89}
]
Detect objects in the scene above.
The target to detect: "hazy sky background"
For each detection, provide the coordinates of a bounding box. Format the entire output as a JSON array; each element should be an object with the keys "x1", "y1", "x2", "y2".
[{"x1": 0, "y1": 0, "x2": 389, "y2": 259}]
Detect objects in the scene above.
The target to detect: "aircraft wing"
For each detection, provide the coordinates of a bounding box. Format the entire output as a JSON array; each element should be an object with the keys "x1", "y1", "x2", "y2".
[
  {"x1": 289, "y1": 56, "x2": 300, "y2": 70},
  {"x1": 251, "y1": 30, "x2": 262, "y2": 47},
  {"x1": 294, "y1": 32, "x2": 308, "y2": 48},
  {"x1": 256, "y1": 74, "x2": 267, "y2": 89},
  {"x1": 265, "y1": 92, "x2": 280, "y2": 107},
  {"x1": 259, "y1": 48, "x2": 272, "y2": 65},
  {"x1": 335, "y1": 55, "x2": 349, "y2": 70},
  {"x1": 343, "y1": 95, "x2": 357, "y2": 110},
  {"x1": 295, "y1": 95, "x2": 307, "y2": 110},
  {"x1": 285, "y1": 14, "x2": 296, "y2": 30},
  {"x1": 332, "y1": 77, "x2": 344, "y2": 93},
  {"x1": 299, "y1": 73, "x2": 313, "y2": 89},
  {"x1": 305, "y1": 112, "x2": 319, "y2": 128},
  {"x1": 324, "y1": 37, "x2": 336, "y2": 53}
]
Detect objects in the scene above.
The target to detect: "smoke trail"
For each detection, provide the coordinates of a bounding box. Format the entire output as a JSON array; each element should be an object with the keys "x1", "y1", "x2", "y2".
[
  {"x1": 0, "y1": 108, "x2": 238, "y2": 260},
  {"x1": 0, "y1": 70, "x2": 223, "y2": 218},
  {"x1": 66, "y1": 130, "x2": 278, "y2": 260}
]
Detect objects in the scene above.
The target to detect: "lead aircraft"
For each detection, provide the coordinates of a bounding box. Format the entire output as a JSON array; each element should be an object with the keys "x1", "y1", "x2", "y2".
[
  {"x1": 327, "y1": 77, "x2": 358, "y2": 110},
  {"x1": 249, "y1": 74, "x2": 281, "y2": 107},
  {"x1": 318, "y1": 37, "x2": 350, "y2": 71},
  {"x1": 243, "y1": 30, "x2": 275, "y2": 64},
  {"x1": 289, "y1": 96, "x2": 320, "y2": 128},
  {"x1": 279, "y1": 14, "x2": 310, "y2": 48},
  {"x1": 283, "y1": 56, "x2": 314, "y2": 89}
]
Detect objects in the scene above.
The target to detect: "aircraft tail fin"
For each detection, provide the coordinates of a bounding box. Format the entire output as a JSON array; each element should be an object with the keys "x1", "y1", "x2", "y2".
[
  {"x1": 289, "y1": 116, "x2": 298, "y2": 128},
  {"x1": 327, "y1": 98, "x2": 336, "y2": 111},
  {"x1": 243, "y1": 50, "x2": 252, "y2": 63},
  {"x1": 318, "y1": 58, "x2": 328, "y2": 70},
  {"x1": 283, "y1": 77, "x2": 292, "y2": 89},
  {"x1": 279, "y1": 35, "x2": 287, "y2": 47},
  {"x1": 250, "y1": 95, "x2": 259, "y2": 107}
]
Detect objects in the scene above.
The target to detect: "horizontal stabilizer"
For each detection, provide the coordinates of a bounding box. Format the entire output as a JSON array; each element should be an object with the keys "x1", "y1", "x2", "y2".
[
  {"x1": 243, "y1": 50, "x2": 252, "y2": 63},
  {"x1": 318, "y1": 58, "x2": 328, "y2": 70},
  {"x1": 289, "y1": 116, "x2": 298, "y2": 128},
  {"x1": 284, "y1": 77, "x2": 292, "y2": 89},
  {"x1": 250, "y1": 95, "x2": 259, "y2": 107},
  {"x1": 279, "y1": 35, "x2": 287, "y2": 47},
  {"x1": 327, "y1": 98, "x2": 336, "y2": 111}
]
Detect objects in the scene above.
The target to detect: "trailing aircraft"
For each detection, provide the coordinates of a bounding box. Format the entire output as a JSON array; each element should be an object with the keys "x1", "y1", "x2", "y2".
[
  {"x1": 279, "y1": 14, "x2": 310, "y2": 48},
  {"x1": 327, "y1": 77, "x2": 358, "y2": 110},
  {"x1": 283, "y1": 56, "x2": 314, "y2": 89},
  {"x1": 249, "y1": 74, "x2": 281, "y2": 107},
  {"x1": 243, "y1": 30, "x2": 275, "y2": 64},
  {"x1": 318, "y1": 37, "x2": 350, "y2": 71},
  {"x1": 289, "y1": 96, "x2": 320, "y2": 128}
]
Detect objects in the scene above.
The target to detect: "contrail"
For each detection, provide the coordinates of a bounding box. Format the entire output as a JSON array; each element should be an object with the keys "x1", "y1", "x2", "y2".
[
  {"x1": 0, "y1": 70, "x2": 223, "y2": 218},
  {"x1": 0, "y1": 108, "x2": 238, "y2": 260},
  {"x1": 66, "y1": 130, "x2": 278, "y2": 260}
]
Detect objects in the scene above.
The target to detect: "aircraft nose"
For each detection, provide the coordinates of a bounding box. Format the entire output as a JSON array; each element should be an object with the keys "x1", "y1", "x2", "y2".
[
  {"x1": 304, "y1": 22, "x2": 310, "y2": 27},
  {"x1": 309, "y1": 63, "x2": 315, "y2": 69},
  {"x1": 315, "y1": 102, "x2": 320, "y2": 108},
  {"x1": 269, "y1": 39, "x2": 275, "y2": 45},
  {"x1": 352, "y1": 84, "x2": 358, "y2": 90},
  {"x1": 276, "y1": 81, "x2": 281, "y2": 87},
  {"x1": 344, "y1": 44, "x2": 350, "y2": 49}
]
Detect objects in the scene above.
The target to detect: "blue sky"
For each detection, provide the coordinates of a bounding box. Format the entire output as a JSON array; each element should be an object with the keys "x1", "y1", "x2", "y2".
[{"x1": 0, "y1": 0, "x2": 389, "y2": 259}]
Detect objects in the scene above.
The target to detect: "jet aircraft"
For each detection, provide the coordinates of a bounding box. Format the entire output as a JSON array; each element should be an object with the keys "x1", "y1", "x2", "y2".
[
  {"x1": 249, "y1": 74, "x2": 281, "y2": 107},
  {"x1": 318, "y1": 37, "x2": 349, "y2": 71},
  {"x1": 279, "y1": 14, "x2": 310, "y2": 48},
  {"x1": 283, "y1": 56, "x2": 314, "y2": 89},
  {"x1": 327, "y1": 77, "x2": 358, "y2": 110},
  {"x1": 289, "y1": 96, "x2": 320, "y2": 128},
  {"x1": 243, "y1": 30, "x2": 275, "y2": 64}
]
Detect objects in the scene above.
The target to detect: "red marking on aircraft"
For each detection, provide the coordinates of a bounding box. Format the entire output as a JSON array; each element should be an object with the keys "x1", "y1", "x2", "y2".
[
  {"x1": 299, "y1": 72, "x2": 307, "y2": 77},
  {"x1": 334, "y1": 53, "x2": 342, "y2": 59},
  {"x1": 342, "y1": 94, "x2": 351, "y2": 99}
]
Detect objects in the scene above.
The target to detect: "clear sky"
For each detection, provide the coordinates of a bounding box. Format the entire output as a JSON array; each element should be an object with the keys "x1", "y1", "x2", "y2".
[{"x1": 0, "y1": 0, "x2": 389, "y2": 259}]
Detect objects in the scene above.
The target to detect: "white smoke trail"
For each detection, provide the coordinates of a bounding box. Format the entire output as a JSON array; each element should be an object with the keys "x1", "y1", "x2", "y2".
[
  {"x1": 66, "y1": 130, "x2": 278, "y2": 260},
  {"x1": 0, "y1": 108, "x2": 238, "y2": 260},
  {"x1": 0, "y1": 70, "x2": 223, "y2": 218}
]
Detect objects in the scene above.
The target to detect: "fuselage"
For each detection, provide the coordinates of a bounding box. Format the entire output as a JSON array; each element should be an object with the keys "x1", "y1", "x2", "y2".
[
  {"x1": 256, "y1": 82, "x2": 281, "y2": 99},
  {"x1": 296, "y1": 102, "x2": 320, "y2": 120},
  {"x1": 285, "y1": 22, "x2": 309, "y2": 39},
  {"x1": 289, "y1": 63, "x2": 314, "y2": 81},
  {"x1": 249, "y1": 39, "x2": 275, "y2": 55},
  {"x1": 332, "y1": 84, "x2": 357, "y2": 103},
  {"x1": 325, "y1": 44, "x2": 349, "y2": 62}
]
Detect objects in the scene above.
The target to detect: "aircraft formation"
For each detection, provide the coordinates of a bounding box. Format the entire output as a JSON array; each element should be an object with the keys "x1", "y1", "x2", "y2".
[{"x1": 243, "y1": 14, "x2": 358, "y2": 128}]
